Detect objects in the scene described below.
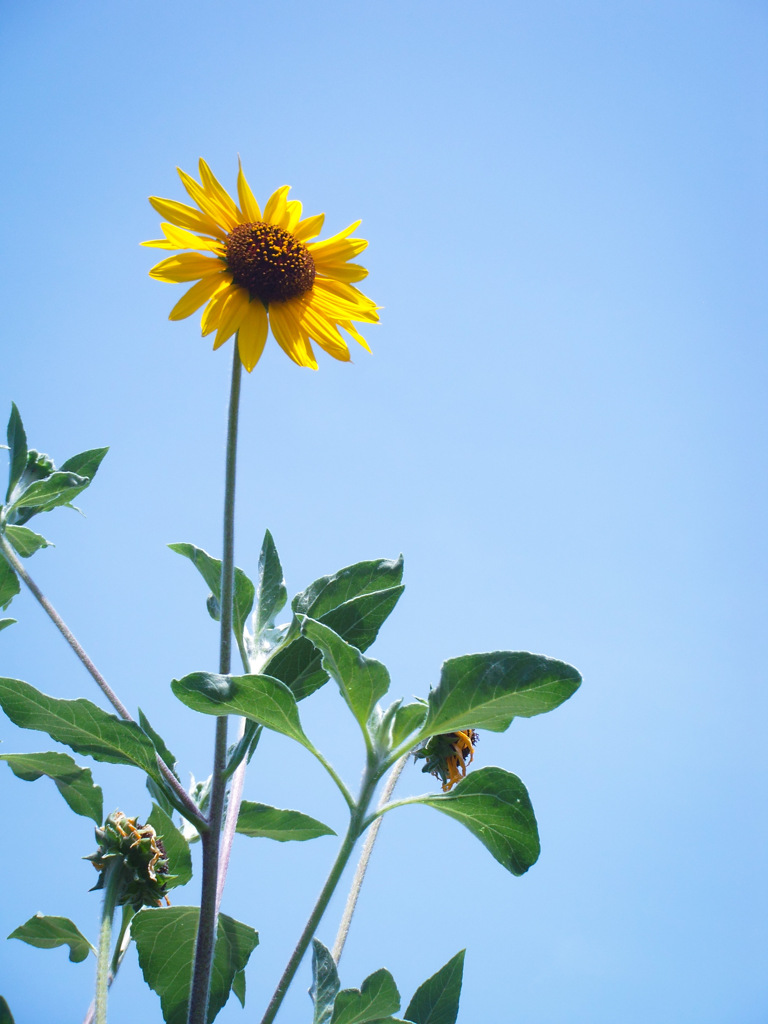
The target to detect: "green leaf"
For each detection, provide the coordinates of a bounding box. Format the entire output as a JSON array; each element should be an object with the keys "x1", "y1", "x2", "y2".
[
  {"x1": 169, "y1": 542, "x2": 255, "y2": 641},
  {"x1": 236, "y1": 801, "x2": 335, "y2": 841},
  {"x1": 171, "y1": 672, "x2": 310, "y2": 749},
  {"x1": 7, "y1": 470, "x2": 88, "y2": 518},
  {"x1": 0, "y1": 679, "x2": 163, "y2": 785},
  {"x1": 0, "y1": 751, "x2": 103, "y2": 822},
  {"x1": 138, "y1": 709, "x2": 178, "y2": 774},
  {"x1": 132, "y1": 905, "x2": 258, "y2": 1024},
  {"x1": 422, "y1": 652, "x2": 581, "y2": 737},
  {"x1": 414, "y1": 767, "x2": 539, "y2": 875},
  {"x1": 310, "y1": 939, "x2": 340, "y2": 1024},
  {"x1": 232, "y1": 968, "x2": 246, "y2": 1007},
  {"x1": 268, "y1": 569, "x2": 405, "y2": 704},
  {"x1": 3, "y1": 525, "x2": 52, "y2": 558},
  {"x1": 8, "y1": 913, "x2": 94, "y2": 963},
  {"x1": 59, "y1": 447, "x2": 109, "y2": 480},
  {"x1": 0, "y1": 995, "x2": 15, "y2": 1024},
  {"x1": 0, "y1": 617, "x2": 16, "y2": 632},
  {"x1": 300, "y1": 618, "x2": 390, "y2": 729},
  {"x1": 294, "y1": 556, "x2": 404, "y2": 617},
  {"x1": 147, "y1": 803, "x2": 193, "y2": 889},
  {"x1": 330, "y1": 968, "x2": 401, "y2": 1024},
  {"x1": 0, "y1": 559, "x2": 19, "y2": 611},
  {"x1": 404, "y1": 950, "x2": 464, "y2": 1024},
  {"x1": 391, "y1": 700, "x2": 428, "y2": 748},
  {"x1": 5, "y1": 403, "x2": 28, "y2": 503},
  {"x1": 255, "y1": 529, "x2": 287, "y2": 633}
]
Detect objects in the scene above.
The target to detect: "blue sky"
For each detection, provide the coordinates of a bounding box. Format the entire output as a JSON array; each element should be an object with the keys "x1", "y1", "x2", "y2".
[{"x1": 1, "y1": 2, "x2": 766, "y2": 1021}]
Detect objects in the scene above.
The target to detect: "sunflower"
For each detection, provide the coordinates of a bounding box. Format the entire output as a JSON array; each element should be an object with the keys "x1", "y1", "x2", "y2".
[{"x1": 143, "y1": 159, "x2": 378, "y2": 371}]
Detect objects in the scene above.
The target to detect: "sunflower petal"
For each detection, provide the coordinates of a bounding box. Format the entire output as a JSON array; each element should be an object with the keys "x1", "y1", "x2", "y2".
[
  {"x1": 237, "y1": 159, "x2": 262, "y2": 221},
  {"x1": 202, "y1": 282, "x2": 239, "y2": 336},
  {"x1": 159, "y1": 223, "x2": 224, "y2": 253},
  {"x1": 296, "y1": 303, "x2": 351, "y2": 362},
  {"x1": 269, "y1": 302, "x2": 318, "y2": 369},
  {"x1": 199, "y1": 159, "x2": 241, "y2": 224},
  {"x1": 263, "y1": 186, "x2": 291, "y2": 226},
  {"x1": 294, "y1": 213, "x2": 325, "y2": 242},
  {"x1": 283, "y1": 199, "x2": 303, "y2": 233},
  {"x1": 340, "y1": 320, "x2": 372, "y2": 353},
  {"x1": 169, "y1": 274, "x2": 232, "y2": 321},
  {"x1": 149, "y1": 196, "x2": 227, "y2": 239},
  {"x1": 178, "y1": 167, "x2": 238, "y2": 232},
  {"x1": 212, "y1": 288, "x2": 250, "y2": 349},
  {"x1": 316, "y1": 262, "x2": 368, "y2": 284},
  {"x1": 149, "y1": 253, "x2": 224, "y2": 283},
  {"x1": 236, "y1": 300, "x2": 269, "y2": 372}
]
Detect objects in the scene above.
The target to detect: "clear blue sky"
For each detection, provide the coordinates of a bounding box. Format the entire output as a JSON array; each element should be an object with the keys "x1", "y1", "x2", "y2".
[{"x1": 1, "y1": 2, "x2": 766, "y2": 1021}]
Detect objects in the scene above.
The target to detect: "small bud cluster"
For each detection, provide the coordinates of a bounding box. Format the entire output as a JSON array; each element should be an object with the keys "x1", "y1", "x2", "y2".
[{"x1": 86, "y1": 810, "x2": 172, "y2": 909}]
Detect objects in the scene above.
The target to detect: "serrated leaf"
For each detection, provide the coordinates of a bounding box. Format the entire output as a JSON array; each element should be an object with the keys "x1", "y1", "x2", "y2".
[
  {"x1": 59, "y1": 447, "x2": 109, "y2": 480},
  {"x1": 414, "y1": 767, "x2": 539, "y2": 875},
  {"x1": 404, "y1": 950, "x2": 464, "y2": 1024},
  {"x1": 0, "y1": 751, "x2": 103, "y2": 822},
  {"x1": 255, "y1": 530, "x2": 287, "y2": 633},
  {"x1": 301, "y1": 618, "x2": 390, "y2": 729},
  {"x1": 0, "y1": 559, "x2": 19, "y2": 611},
  {"x1": 236, "y1": 801, "x2": 335, "y2": 841},
  {"x1": 267, "y1": 586, "x2": 404, "y2": 702},
  {"x1": 0, "y1": 995, "x2": 14, "y2": 1024},
  {"x1": 0, "y1": 617, "x2": 16, "y2": 632},
  {"x1": 8, "y1": 913, "x2": 94, "y2": 963},
  {"x1": 4, "y1": 525, "x2": 52, "y2": 558},
  {"x1": 422, "y1": 651, "x2": 581, "y2": 737},
  {"x1": 132, "y1": 906, "x2": 258, "y2": 1024},
  {"x1": 147, "y1": 803, "x2": 192, "y2": 889},
  {"x1": 171, "y1": 671, "x2": 310, "y2": 749},
  {"x1": 330, "y1": 968, "x2": 400, "y2": 1024},
  {"x1": 169, "y1": 542, "x2": 255, "y2": 640},
  {"x1": 310, "y1": 939, "x2": 339, "y2": 1024},
  {"x1": 5, "y1": 403, "x2": 27, "y2": 503},
  {"x1": 0, "y1": 679, "x2": 162, "y2": 785}
]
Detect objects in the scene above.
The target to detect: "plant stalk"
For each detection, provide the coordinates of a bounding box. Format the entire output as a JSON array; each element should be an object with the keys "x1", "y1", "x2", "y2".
[
  {"x1": 94, "y1": 859, "x2": 123, "y2": 1024},
  {"x1": 187, "y1": 342, "x2": 242, "y2": 1024}
]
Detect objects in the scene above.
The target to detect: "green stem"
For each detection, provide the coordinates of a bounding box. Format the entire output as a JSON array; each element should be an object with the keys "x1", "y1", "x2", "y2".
[
  {"x1": 187, "y1": 343, "x2": 242, "y2": 1024},
  {"x1": 94, "y1": 860, "x2": 123, "y2": 1024},
  {"x1": 331, "y1": 754, "x2": 408, "y2": 963},
  {"x1": 0, "y1": 533, "x2": 206, "y2": 830},
  {"x1": 259, "y1": 767, "x2": 379, "y2": 1024}
]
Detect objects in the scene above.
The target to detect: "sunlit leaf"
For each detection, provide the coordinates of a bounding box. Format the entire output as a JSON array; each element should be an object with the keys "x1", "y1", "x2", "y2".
[
  {"x1": 0, "y1": 560, "x2": 19, "y2": 610},
  {"x1": 8, "y1": 913, "x2": 94, "y2": 963},
  {"x1": 5, "y1": 403, "x2": 28, "y2": 503},
  {"x1": 0, "y1": 750, "x2": 103, "y2": 822},
  {"x1": 132, "y1": 906, "x2": 258, "y2": 1024},
  {"x1": 169, "y1": 542, "x2": 255, "y2": 640},
  {"x1": 0, "y1": 617, "x2": 16, "y2": 632},
  {"x1": 236, "y1": 801, "x2": 335, "y2": 841},
  {"x1": 254, "y1": 529, "x2": 287, "y2": 633},
  {"x1": 330, "y1": 968, "x2": 401, "y2": 1024},
  {"x1": 310, "y1": 939, "x2": 340, "y2": 1024},
  {"x1": 403, "y1": 949, "x2": 465, "y2": 1024},
  {"x1": 3, "y1": 525, "x2": 52, "y2": 558}
]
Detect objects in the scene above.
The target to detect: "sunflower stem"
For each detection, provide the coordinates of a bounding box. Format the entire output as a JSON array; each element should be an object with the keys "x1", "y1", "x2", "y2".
[
  {"x1": 258, "y1": 763, "x2": 380, "y2": 1024},
  {"x1": 187, "y1": 342, "x2": 242, "y2": 1024},
  {"x1": 331, "y1": 754, "x2": 408, "y2": 964},
  {"x1": 0, "y1": 533, "x2": 206, "y2": 829},
  {"x1": 94, "y1": 859, "x2": 123, "y2": 1024}
]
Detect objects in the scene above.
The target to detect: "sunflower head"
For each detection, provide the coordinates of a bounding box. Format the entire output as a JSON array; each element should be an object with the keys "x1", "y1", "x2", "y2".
[
  {"x1": 413, "y1": 730, "x2": 479, "y2": 792},
  {"x1": 143, "y1": 159, "x2": 379, "y2": 372},
  {"x1": 86, "y1": 810, "x2": 172, "y2": 909}
]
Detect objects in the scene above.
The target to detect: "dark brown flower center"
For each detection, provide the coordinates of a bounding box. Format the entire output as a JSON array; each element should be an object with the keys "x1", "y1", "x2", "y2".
[{"x1": 225, "y1": 222, "x2": 315, "y2": 303}]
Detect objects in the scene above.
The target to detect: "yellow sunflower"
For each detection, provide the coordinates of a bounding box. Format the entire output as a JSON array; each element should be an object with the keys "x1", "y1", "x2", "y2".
[{"x1": 143, "y1": 159, "x2": 378, "y2": 371}]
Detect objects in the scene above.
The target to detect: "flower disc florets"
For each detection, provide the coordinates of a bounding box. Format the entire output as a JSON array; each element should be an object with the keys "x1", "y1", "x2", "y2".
[{"x1": 225, "y1": 222, "x2": 316, "y2": 304}]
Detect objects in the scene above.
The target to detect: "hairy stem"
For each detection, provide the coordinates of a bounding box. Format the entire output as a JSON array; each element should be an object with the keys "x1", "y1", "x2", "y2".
[
  {"x1": 187, "y1": 343, "x2": 242, "y2": 1024},
  {"x1": 82, "y1": 906, "x2": 134, "y2": 1024},
  {"x1": 94, "y1": 860, "x2": 123, "y2": 1024},
  {"x1": 0, "y1": 534, "x2": 206, "y2": 829},
  {"x1": 332, "y1": 754, "x2": 408, "y2": 963}
]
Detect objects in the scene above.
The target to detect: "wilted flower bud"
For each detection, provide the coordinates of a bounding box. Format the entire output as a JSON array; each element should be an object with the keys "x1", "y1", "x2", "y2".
[
  {"x1": 413, "y1": 730, "x2": 479, "y2": 792},
  {"x1": 86, "y1": 811, "x2": 172, "y2": 909}
]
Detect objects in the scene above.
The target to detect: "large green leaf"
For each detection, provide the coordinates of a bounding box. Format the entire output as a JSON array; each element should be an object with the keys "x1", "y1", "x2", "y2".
[
  {"x1": 132, "y1": 906, "x2": 258, "y2": 1024},
  {"x1": 147, "y1": 803, "x2": 193, "y2": 889},
  {"x1": 310, "y1": 939, "x2": 340, "y2": 1024},
  {"x1": 59, "y1": 447, "x2": 109, "y2": 480},
  {"x1": 236, "y1": 801, "x2": 335, "y2": 841},
  {"x1": 422, "y1": 651, "x2": 581, "y2": 737},
  {"x1": 294, "y1": 556, "x2": 404, "y2": 617},
  {"x1": 3, "y1": 525, "x2": 52, "y2": 558},
  {"x1": 254, "y1": 530, "x2": 287, "y2": 633},
  {"x1": 0, "y1": 751, "x2": 103, "y2": 822},
  {"x1": 8, "y1": 913, "x2": 94, "y2": 963},
  {"x1": 168, "y1": 542, "x2": 255, "y2": 641},
  {"x1": 300, "y1": 618, "x2": 390, "y2": 728},
  {"x1": 171, "y1": 672, "x2": 310, "y2": 749},
  {"x1": 330, "y1": 968, "x2": 401, "y2": 1024},
  {"x1": 138, "y1": 709, "x2": 178, "y2": 775},
  {"x1": 267, "y1": 572, "x2": 403, "y2": 702},
  {"x1": 7, "y1": 470, "x2": 88, "y2": 520},
  {"x1": 0, "y1": 679, "x2": 162, "y2": 784},
  {"x1": 0, "y1": 995, "x2": 15, "y2": 1024},
  {"x1": 5, "y1": 403, "x2": 28, "y2": 503},
  {"x1": 403, "y1": 950, "x2": 465, "y2": 1024},
  {"x1": 391, "y1": 701, "x2": 428, "y2": 749},
  {"x1": 413, "y1": 767, "x2": 539, "y2": 875},
  {"x1": 0, "y1": 559, "x2": 19, "y2": 610}
]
